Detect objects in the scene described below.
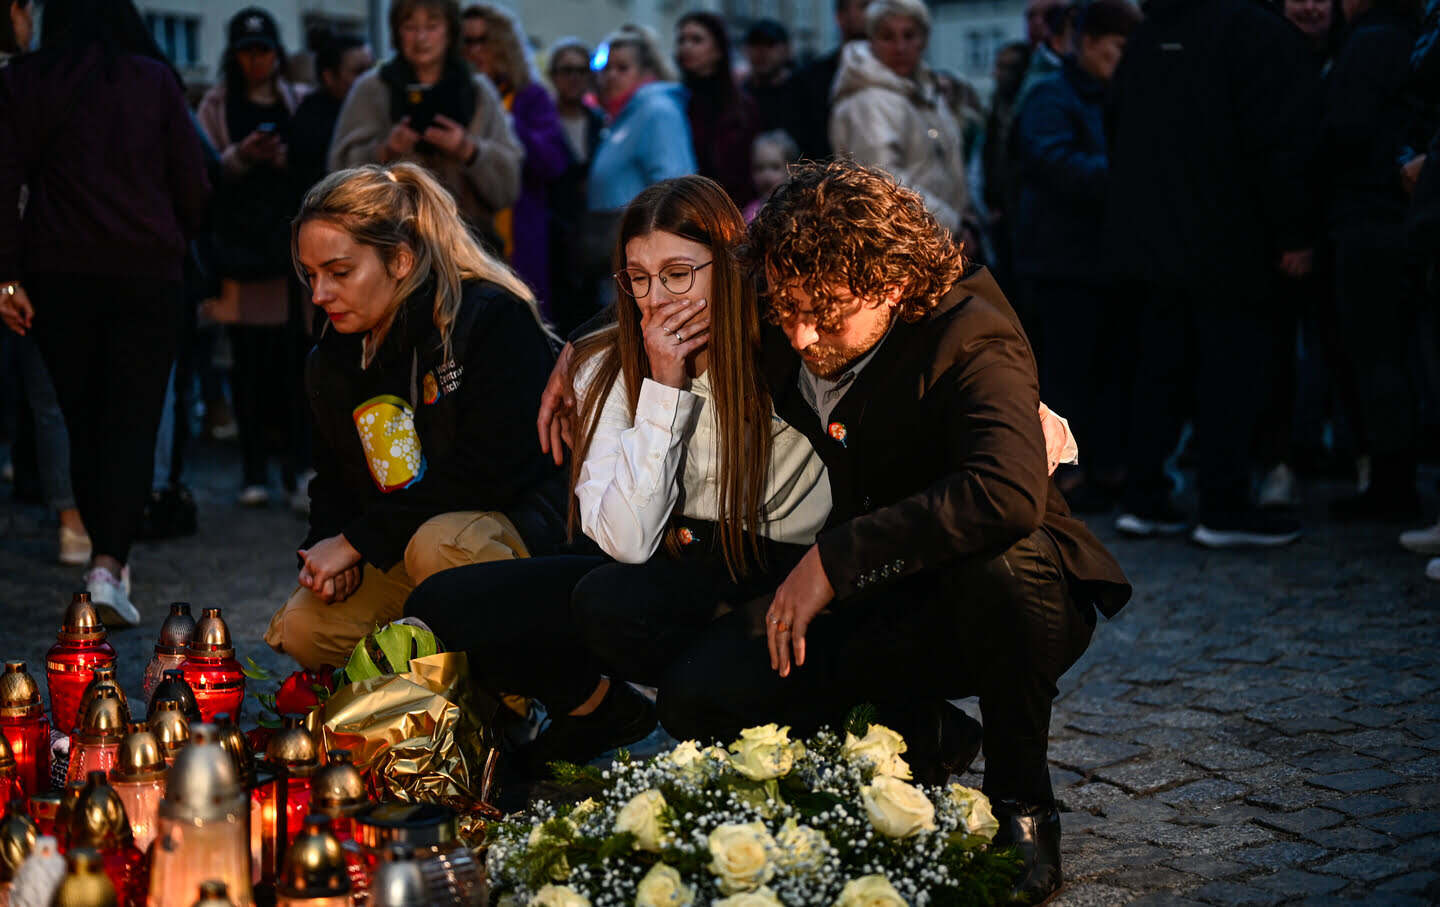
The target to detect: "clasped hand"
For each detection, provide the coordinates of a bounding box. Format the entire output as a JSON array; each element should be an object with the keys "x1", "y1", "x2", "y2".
[
  {"x1": 298, "y1": 534, "x2": 362, "y2": 604},
  {"x1": 0, "y1": 284, "x2": 35, "y2": 336}
]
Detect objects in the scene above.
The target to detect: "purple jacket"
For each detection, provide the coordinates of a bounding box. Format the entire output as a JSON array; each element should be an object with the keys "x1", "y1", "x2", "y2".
[
  {"x1": 508, "y1": 80, "x2": 570, "y2": 315},
  {"x1": 0, "y1": 48, "x2": 210, "y2": 282}
]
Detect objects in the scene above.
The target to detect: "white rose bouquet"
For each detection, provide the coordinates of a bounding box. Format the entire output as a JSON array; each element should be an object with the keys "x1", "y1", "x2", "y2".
[{"x1": 485, "y1": 715, "x2": 1020, "y2": 905}]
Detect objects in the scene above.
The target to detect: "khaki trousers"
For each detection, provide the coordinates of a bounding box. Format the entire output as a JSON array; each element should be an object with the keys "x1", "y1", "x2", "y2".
[{"x1": 265, "y1": 511, "x2": 528, "y2": 671}]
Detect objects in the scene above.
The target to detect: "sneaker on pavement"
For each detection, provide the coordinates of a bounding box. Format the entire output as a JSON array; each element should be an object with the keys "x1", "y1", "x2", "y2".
[
  {"x1": 86, "y1": 565, "x2": 139, "y2": 627},
  {"x1": 517, "y1": 680, "x2": 657, "y2": 779},
  {"x1": 1399, "y1": 521, "x2": 1440, "y2": 555},
  {"x1": 58, "y1": 527, "x2": 92, "y2": 566},
  {"x1": 1116, "y1": 501, "x2": 1189, "y2": 537},
  {"x1": 1427, "y1": 558, "x2": 1440, "y2": 582},
  {"x1": 1192, "y1": 512, "x2": 1301, "y2": 549},
  {"x1": 1257, "y1": 464, "x2": 1299, "y2": 510},
  {"x1": 238, "y1": 485, "x2": 270, "y2": 507}
]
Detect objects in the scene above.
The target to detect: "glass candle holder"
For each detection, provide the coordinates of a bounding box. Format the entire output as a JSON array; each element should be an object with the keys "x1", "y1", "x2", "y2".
[
  {"x1": 109, "y1": 724, "x2": 165, "y2": 852},
  {"x1": 147, "y1": 670, "x2": 202, "y2": 724},
  {"x1": 0, "y1": 662, "x2": 51, "y2": 798},
  {"x1": 147, "y1": 699, "x2": 191, "y2": 764},
  {"x1": 276, "y1": 815, "x2": 350, "y2": 906},
  {"x1": 27, "y1": 792, "x2": 60, "y2": 840},
  {"x1": 45, "y1": 593, "x2": 117, "y2": 745},
  {"x1": 355, "y1": 803, "x2": 483, "y2": 906},
  {"x1": 369, "y1": 842, "x2": 429, "y2": 907},
  {"x1": 251, "y1": 719, "x2": 317, "y2": 889},
  {"x1": 148, "y1": 724, "x2": 254, "y2": 907},
  {"x1": 312, "y1": 749, "x2": 372, "y2": 902},
  {"x1": 65, "y1": 690, "x2": 127, "y2": 787},
  {"x1": 72, "y1": 666, "x2": 129, "y2": 737},
  {"x1": 179, "y1": 610, "x2": 244, "y2": 723},
  {"x1": 70, "y1": 771, "x2": 144, "y2": 906},
  {"x1": 54, "y1": 780, "x2": 84, "y2": 851},
  {"x1": 0, "y1": 797, "x2": 37, "y2": 904},
  {"x1": 0, "y1": 738, "x2": 22, "y2": 807},
  {"x1": 191, "y1": 879, "x2": 239, "y2": 906},
  {"x1": 142, "y1": 603, "x2": 196, "y2": 701},
  {"x1": 53, "y1": 846, "x2": 118, "y2": 907}
]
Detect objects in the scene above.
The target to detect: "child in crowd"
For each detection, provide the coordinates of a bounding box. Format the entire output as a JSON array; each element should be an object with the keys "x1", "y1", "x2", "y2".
[{"x1": 742, "y1": 129, "x2": 798, "y2": 223}]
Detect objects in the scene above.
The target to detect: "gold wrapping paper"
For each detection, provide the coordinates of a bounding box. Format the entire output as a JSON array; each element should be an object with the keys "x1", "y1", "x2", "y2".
[{"x1": 319, "y1": 653, "x2": 500, "y2": 844}]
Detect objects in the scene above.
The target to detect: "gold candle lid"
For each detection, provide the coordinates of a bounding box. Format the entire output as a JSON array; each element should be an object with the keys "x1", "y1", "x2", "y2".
[
  {"x1": 111, "y1": 723, "x2": 166, "y2": 783},
  {"x1": 70, "y1": 771, "x2": 134, "y2": 852},
  {"x1": 0, "y1": 799, "x2": 37, "y2": 883},
  {"x1": 278, "y1": 815, "x2": 350, "y2": 900},
  {"x1": 191, "y1": 880, "x2": 237, "y2": 907},
  {"x1": 147, "y1": 699, "x2": 191, "y2": 759},
  {"x1": 187, "y1": 608, "x2": 234, "y2": 660},
  {"x1": 154, "y1": 602, "x2": 197, "y2": 657},
  {"x1": 213, "y1": 713, "x2": 255, "y2": 789},
  {"x1": 54, "y1": 847, "x2": 118, "y2": 907},
  {"x1": 55, "y1": 780, "x2": 85, "y2": 845},
  {"x1": 57, "y1": 592, "x2": 108, "y2": 644},
  {"x1": 0, "y1": 662, "x2": 42, "y2": 719},
  {"x1": 148, "y1": 670, "x2": 202, "y2": 724},
  {"x1": 313, "y1": 749, "x2": 369, "y2": 817},
  {"x1": 264, "y1": 716, "x2": 319, "y2": 778},
  {"x1": 75, "y1": 666, "x2": 128, "y2": 729},
  {"x1": 77, "y1": 688, "x2": 129, "y2": 745}
]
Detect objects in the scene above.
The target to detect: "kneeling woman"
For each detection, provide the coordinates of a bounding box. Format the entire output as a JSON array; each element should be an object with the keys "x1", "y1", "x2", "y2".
[
  {"x1": 406, "y1": 175, "x2": 831, "y2": 768},
  {"x1": 266, "y1": 163, "x2": 565, "y2": 670}
]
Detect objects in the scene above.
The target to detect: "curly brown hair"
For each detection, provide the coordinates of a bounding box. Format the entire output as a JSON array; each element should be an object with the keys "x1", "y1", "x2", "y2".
[{"x1": 742, "y1": 159, "x2": 965, "y2": 331}]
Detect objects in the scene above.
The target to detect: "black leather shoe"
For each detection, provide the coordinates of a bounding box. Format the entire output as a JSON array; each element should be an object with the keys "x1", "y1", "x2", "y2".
[
  {"x1": 992, "y1": 799, "x2": 1063, "y2": 904},
  {"x1": 908, "y1": 703, "x2": 984, "y2": 785}
]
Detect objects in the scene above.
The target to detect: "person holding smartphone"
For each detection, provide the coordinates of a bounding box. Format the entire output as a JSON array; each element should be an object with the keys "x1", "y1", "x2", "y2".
[
  {"x1": 330, "y1": 0, "x2": 521, "y2": 252},
  {"x1": 197, "y1": 7, "x2": 310, "y2": 508}
]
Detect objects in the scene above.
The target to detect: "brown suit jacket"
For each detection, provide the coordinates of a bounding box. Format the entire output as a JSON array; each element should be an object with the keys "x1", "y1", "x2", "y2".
[{"x1": 763, "y1": 264, "x2": 1132, "y2": 617}]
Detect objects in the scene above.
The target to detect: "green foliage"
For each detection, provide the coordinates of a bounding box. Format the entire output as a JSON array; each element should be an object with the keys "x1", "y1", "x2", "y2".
[
  {"x1": 546, "y1": 760, "x2": 605, "y2": 786},
  {"x1": 778, "y1": 775, "x2": 847, "y2": 817},
  {"x1": 241, "y1": 656, "x2": 277, "y2": 682},
  {"x1": 844, "y1": 703, "x2": 878, "y2": 737},
  {"x1": 931, "y1": 843, "x2": 1025, "y2": 906}
]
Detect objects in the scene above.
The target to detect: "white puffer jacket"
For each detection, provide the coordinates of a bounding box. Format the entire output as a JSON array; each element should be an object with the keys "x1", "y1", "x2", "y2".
[{"x1": 829, "y1": 41, "x2": 969, "y2": 231}]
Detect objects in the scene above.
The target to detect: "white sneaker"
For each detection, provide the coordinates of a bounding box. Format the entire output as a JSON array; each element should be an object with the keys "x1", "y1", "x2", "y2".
[
  {"x1": 1427, "y1": 558, "x2": 1440, "y2": 582},
  {"x1": 1257, "y1": 464, "x2": 1298, "y2": 510},
  {"x1": 1399, "y1": 521, "x2": 1440, "y2": 555},
  {"x1": 58, "y1": 526, "x2": 92, "y2": 566},
  {"x1": 238, "y1": 485, "x2": 270, "y2": 507},
  {"x1": 85, "y1": 566, "x2": 139, "y2": 627}
]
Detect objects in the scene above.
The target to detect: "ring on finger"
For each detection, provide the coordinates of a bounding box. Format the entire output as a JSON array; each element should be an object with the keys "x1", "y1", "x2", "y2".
[{"x1": 775, "y1": 621, "x2": 790, "y2": 633}]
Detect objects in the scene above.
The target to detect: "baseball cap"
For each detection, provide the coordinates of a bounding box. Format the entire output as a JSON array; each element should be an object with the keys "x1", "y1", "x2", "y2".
[
  {"x1": 744, "y1": 19, "x2": 789, "y2": 46},
  {"x1": 229, "y1": 7, "x2": 281, "y2": 51}
]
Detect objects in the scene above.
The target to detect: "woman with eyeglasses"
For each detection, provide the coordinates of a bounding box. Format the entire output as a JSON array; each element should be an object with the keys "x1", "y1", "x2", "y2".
[{"x1": 406, "y1": 175, "x2": 829, "y2": 777}]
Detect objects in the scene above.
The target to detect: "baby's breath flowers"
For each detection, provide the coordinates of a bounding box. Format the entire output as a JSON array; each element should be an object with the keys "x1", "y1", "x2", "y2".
[{"x1": 485, "y1": 721, "x2": 1020, "y2": 905}]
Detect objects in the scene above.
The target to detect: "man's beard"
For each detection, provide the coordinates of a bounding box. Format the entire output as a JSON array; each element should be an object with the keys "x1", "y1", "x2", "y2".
[{"x1": 800, "y1": 312, "x2": 894, "y2": 379}]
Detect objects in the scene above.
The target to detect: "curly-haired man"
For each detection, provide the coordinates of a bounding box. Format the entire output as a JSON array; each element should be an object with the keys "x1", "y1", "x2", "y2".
[{"x1": 657, "y1": 160, "x2": 1132, "y2": 903}]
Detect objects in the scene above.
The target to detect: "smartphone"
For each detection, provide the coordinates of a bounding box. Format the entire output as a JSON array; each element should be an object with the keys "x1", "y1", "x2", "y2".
[
  {"x1": 403, "y1": 84, "x2": 438, "y2": 132},
  {"x1": 256, "y1": 122, "x2": 277, "y2": 134}
]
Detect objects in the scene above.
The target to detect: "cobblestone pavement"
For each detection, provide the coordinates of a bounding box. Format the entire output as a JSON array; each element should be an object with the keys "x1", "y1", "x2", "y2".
[{"x1": 1, "y1": 442, "x2": 1437, "y2": 904}]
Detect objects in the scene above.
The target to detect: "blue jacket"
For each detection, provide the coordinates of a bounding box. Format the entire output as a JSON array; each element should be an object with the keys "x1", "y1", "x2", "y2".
[
  {"x1": 1013, "y1": 59, "x2": 1108, "y2": 284},
  {"x1": 588, "y1": 82, "x2": 697, "y2": 212}
]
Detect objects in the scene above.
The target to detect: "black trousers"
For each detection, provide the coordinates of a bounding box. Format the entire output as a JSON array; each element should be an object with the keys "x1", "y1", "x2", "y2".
[
  {"x1": 27, "y1": 272, "x2": 180, "y2": 562},
  {"x1": 1034, "y1": 279, "x2": 1136, "y2": 478},
  {"x1": 406, "y1": 529, "x2": 807, "y2": 715},
  {"x1": 1122, "y1": 287, "x2": 1268, "y2": 520},
  {"x1": 228, "y1": 323, "x2": 295, "y2": 488},
  {"x1": 1334, "y1": 228, "x2": 1420, "y2": 487},
  {"x1": 656, "y1": 529, "x2": 1096, "y2": 806}
]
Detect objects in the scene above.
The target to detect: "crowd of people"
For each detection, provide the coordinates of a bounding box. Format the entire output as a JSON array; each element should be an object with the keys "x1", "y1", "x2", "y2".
[{"x1": 1, "y1": 0, "x2": 1439, "y2": 899}]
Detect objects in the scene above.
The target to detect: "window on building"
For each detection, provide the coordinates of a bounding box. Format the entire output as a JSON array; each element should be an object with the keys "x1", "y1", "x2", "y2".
[{"x1": 144, "y1": 12, "x2": 199, "y2": 69}]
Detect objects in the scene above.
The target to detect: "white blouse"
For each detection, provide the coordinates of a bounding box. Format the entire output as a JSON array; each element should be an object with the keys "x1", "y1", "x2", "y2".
[{"x1": 573, "y1": 359, "x2": 832, "y2": 563}]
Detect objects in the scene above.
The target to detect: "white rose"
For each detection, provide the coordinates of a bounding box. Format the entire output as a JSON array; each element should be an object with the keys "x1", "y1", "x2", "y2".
[
  {"x1": 614, "y1": 789, "x2": 669, "y2": 852},
  {"x1": 634, "y1": 862, "x2": 695, "y2": 907},
  {"x1": 707, "y1": 821, "x2": 777, "y2": 894},
  {"x1": 947, "y1": 784, "x2": 999, "y2": 842},
  {"x1": 728, "y1": 724, "x2": 798, "y2": 781},
  {"x1": 526, "y1": 821, "x2": 572, "y2": 881},
  {"x1": 841, "y1": 724, "x2": 912, "y2": 780},
  {"x1": 712, "y1": 887, "x2": 784, "y2": 907},
  {"x1": 531, "y1": 884, "x2": 591, "y2": 907},
  {"x1": 833, "y1": 874, "x2": 907, "y2": 907},
  {"x1": 861, "y1": 776, "x2": 937, "y2": 839},
  {"x1": 774, "y1": 817, "x2": 828, "y2": 872},
  {"x1": 668, "y1": 740, "x2": 703, "y2": 767}
]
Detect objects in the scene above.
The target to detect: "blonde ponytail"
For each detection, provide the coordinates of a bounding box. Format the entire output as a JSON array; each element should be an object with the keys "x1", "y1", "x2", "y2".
[{"x1": 294, "y1": 162, "x2": 550, "y2": 367}]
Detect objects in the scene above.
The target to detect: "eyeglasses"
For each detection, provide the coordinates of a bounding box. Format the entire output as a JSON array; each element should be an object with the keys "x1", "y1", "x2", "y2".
[{"x1": 614, "y1": 261, "x2": 712, "y2": 299}]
